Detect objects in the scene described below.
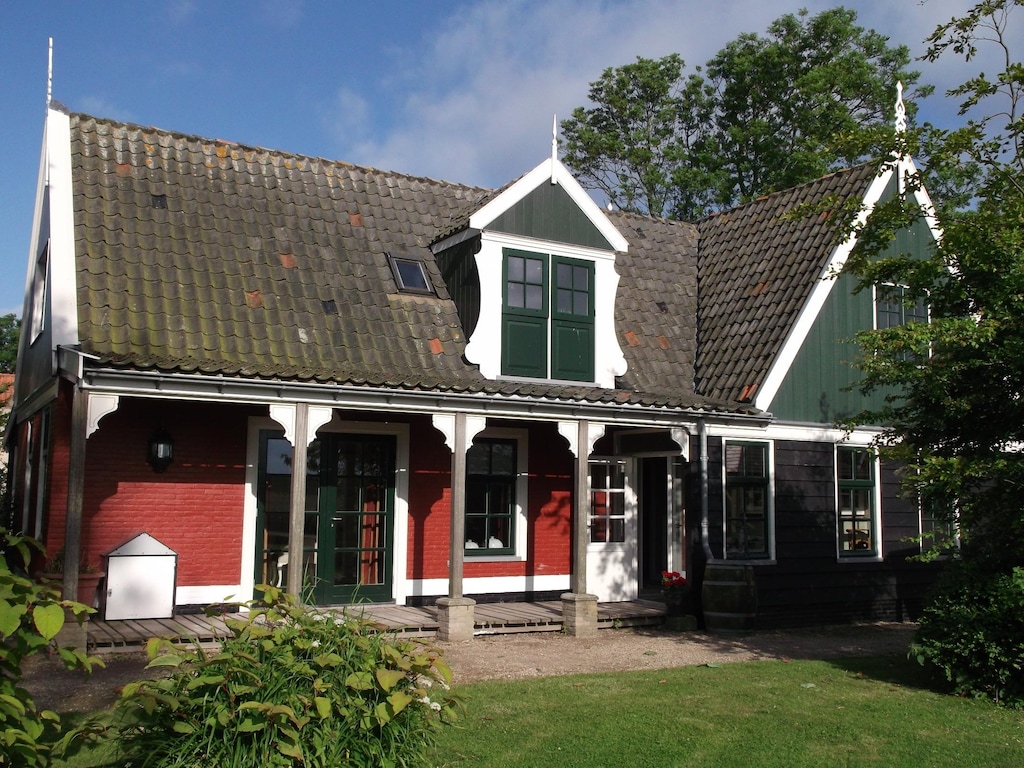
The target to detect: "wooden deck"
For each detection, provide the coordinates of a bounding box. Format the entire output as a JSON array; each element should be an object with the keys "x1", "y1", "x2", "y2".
[{"x1": 86, "y1": 599, "x2": 668, "y2": 653}]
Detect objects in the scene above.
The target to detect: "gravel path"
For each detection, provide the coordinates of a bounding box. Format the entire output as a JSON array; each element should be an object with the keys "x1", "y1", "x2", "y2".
[{"x1": 23, "y1": 622, "x2": 916, "y2": 713}]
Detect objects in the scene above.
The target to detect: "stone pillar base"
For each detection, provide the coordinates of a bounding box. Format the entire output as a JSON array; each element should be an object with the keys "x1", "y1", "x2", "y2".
[
  {"x1": 436, "y1": 597, "x2": 476, "y2": 642},
  {"x1": 561, "y1": 592, "x2": 599, "y2": 637}
]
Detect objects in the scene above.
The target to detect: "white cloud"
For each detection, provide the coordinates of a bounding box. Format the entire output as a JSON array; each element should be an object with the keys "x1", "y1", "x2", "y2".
[{"x1": 323, "y1": 0, "x2": 991, "y2": 188}]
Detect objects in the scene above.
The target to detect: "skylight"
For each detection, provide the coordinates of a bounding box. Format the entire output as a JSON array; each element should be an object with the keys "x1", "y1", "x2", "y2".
[{"x1": 388, "y1": 253, "x2": 434, "y2": 295}]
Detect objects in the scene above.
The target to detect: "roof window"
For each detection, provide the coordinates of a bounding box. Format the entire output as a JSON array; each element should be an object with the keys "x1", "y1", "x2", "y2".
[{"x1": 388, "y1": 253, "x2": 435, "y2": 295}]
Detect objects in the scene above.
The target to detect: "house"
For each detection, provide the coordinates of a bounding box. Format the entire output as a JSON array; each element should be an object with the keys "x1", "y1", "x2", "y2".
[{"x1": 6, "y1": 99, "x2": 941, "y2": 639}]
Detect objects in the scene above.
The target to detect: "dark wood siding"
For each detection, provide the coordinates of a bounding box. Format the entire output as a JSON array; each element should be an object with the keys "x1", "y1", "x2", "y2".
[
  {"x1": 436, "y1": 238, "x2": 480, "y2": 338},
  {"x1": 697, "y1": 437, "x2": 941, "y2": 629}
]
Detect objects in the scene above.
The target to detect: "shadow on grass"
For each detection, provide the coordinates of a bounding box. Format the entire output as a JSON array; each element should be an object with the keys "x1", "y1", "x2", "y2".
[{"x1": 826, "y1": 653, "x2": 951, "y2": 696}]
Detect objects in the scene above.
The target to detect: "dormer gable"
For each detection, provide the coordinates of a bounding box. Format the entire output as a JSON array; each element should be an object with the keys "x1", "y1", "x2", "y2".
[{"x1": 433, "y1": 157, "x2": 628, "y2": 388}]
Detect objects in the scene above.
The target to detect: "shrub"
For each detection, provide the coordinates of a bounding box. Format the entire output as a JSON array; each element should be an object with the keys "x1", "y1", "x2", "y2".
[
  {"x1": 0, "y1": 528, "x2": 101, "y2": 767},
  {"x1": 912, "y1": 561, "x2": 1024, "y2": 707},
  {"x1": 95, "y1": 585, "x2": 456, "y2": 767}
]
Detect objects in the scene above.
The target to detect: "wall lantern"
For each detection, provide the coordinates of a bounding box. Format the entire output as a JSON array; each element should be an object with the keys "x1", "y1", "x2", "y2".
[{"x1": 147, "y1": 428, "x2": 174, "y2": 473}]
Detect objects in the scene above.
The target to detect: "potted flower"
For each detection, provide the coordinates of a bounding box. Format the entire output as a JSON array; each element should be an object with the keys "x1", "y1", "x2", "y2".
[
  {"x1": 40, "y1": 548, "x2": 106, "y2": 609},
  {"x1": 660, "y1": 570, "x2": 690, "y2": 619}
]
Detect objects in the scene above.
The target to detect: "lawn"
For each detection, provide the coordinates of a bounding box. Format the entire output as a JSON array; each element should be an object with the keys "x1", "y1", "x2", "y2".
[
  {"x1": 428, "y1": 656, "x2": 1024, "y2": 768},
  {"x1": 51, "y1": 655, "x2": 1023, "y2": 767}
]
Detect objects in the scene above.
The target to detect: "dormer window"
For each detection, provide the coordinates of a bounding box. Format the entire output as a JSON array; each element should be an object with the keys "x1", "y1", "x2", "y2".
[
  {"x1": 501, "y1": 248, "x2": 594, "y2": 382},
  {"x1": 388, "y1": 253, "x2": 435, "y2": 295}
]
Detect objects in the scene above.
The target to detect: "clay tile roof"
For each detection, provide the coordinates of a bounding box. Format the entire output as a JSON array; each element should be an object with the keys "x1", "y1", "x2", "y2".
[
  {"x1": 694, "y1": 163, "x2": 880, "y2": 403},
  {"x1": 69, "y1": 113, "x2": 749, "y2": 414}
]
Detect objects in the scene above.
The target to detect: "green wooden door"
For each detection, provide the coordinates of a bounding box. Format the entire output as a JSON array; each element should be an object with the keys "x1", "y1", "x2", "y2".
[{"x1": 317, "y1": 434, "x2": 396, "y2": 604}]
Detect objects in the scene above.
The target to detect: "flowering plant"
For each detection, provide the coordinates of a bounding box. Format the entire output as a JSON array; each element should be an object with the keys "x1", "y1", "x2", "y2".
[{"x1": 661, "y1": 570, "x2": 687, "y2": 591}]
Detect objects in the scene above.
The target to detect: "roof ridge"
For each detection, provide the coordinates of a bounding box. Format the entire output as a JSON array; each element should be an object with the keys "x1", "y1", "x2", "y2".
[
  {"x1": 697, "y1": 161, "x2": 879, "y2": 223},
  {"x1": 70, "y1": 111, "x2": 492, "y2": 195}
]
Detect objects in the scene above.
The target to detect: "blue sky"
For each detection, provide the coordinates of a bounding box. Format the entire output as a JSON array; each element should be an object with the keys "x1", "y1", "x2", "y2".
[{"x1": 0, "y1": 1, "x2": 1009, "y2": 318}]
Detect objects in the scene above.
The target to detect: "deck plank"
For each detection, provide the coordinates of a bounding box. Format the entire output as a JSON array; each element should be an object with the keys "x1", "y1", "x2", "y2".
[{"x1": 88, "y1": 599, "x2": 671, "y2": 653}]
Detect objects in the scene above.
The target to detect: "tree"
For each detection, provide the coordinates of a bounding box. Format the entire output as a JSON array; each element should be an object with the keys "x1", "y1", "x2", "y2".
[
  {"x1": 560, "y1": 54, "x2": 719, "y2": 219},
  {"x1": 0, "y1": 314, "x2": 19, "y2": 374},
  {"x1": 843, "y1": 0, "x2": 1024, "y2": 705},
  {"x1": 561, "y1": 7, "x2": 923, "y2": 219}
]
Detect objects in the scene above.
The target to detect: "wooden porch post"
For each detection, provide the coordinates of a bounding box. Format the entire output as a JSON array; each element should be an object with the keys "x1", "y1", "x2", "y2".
[
  {"x1": 561, "y1": 418, "x2": 599, "y2": 637},
  {"x1": 286, "y1": 403, "x2": 309, "y2": 599},
  {"x1": 63, "y1": 384, "x2": 88, "y2": 601}
]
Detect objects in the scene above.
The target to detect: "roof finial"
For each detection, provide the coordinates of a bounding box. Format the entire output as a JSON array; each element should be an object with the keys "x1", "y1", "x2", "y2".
[
  {"x1": 551, "y1": 114, "x2": 558, "y2": 185},
  {"x1": 894, "y1": 80, "x2": 906, "y2": 134},
  {"x1": 47, "y1": 37, "x2": 53, "y2": 110}
]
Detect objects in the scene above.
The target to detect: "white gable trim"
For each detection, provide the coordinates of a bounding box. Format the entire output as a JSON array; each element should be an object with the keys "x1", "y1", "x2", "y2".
[
  {"x1": 44, "y1": 107, "x2": 80, "y2": 349},
  {"x1": 468, "y1": 157, "x2": 629, "y2": 253},
  {"x1": 754, "y1": 158, "x2": 940, "y2": 413}
]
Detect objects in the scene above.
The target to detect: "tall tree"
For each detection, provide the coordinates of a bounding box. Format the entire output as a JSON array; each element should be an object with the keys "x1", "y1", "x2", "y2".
[
  {"x1": 0, "y1": 314, "x2": 19, "y2": 374},
  {"x1": 844, "y1": 0, "x2": 1024, "y2": 570},
  {"x1": 561, "y1": 7, "x2": 923, "y2": 219},
  {"x1": 560, "y1": 54, "x2": 718, "y2": 219}
]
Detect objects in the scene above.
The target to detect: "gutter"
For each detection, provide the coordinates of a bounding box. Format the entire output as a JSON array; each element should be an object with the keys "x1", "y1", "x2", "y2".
[{"x1": 78, "y1": 367, "x2": 772, "y2": 431}]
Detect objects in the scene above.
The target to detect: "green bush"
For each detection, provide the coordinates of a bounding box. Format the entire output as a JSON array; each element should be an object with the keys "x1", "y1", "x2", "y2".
[
  {"x1": 912, "y1": 561, "x2": 1024, "y2": 706},
  {"x1": 92, "y1": 585, "x2": 456, "y2": 767},
  {"x1": 0, "y1": 528, "x2": 101, "y2": 767}
]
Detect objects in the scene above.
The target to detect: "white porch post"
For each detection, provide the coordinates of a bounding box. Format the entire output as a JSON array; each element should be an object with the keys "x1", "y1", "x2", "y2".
[{"x1": 285, "y1": 403, "x2": 309, "y2": 598}]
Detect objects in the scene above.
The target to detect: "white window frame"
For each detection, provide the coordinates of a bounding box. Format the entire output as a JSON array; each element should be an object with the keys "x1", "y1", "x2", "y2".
[{"x1": 835, "y1": 445, "x2": 883, "y2": 561}]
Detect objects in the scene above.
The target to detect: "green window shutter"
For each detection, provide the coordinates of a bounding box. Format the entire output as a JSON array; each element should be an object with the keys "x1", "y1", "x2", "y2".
[
  {"x1": 502, "y1": 249, "x2": 548, "y2": 377},
  {"x1": 551, "y1": 256, "x2": 594, "y2": 381}
]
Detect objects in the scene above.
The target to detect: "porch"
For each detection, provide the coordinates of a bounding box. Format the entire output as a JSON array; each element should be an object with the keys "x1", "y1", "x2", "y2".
[{"x1": 84, "y1": 599, "x2": 669, "y2": 654}]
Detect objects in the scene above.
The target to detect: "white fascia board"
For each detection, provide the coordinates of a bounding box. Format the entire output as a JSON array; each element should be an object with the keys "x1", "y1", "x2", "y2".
[
  {"x1": 46, "y1": 107, "x2": 80, "y2": 348},
  {"x1": 753, "y1": 164, "x2": 896, "y2": 412},
  {"x1": 706, "y1": 420, "x2": 882, "y2": 445},
  {"x1": 468, "y1": 157, "x2": 629, "y2": 253}
]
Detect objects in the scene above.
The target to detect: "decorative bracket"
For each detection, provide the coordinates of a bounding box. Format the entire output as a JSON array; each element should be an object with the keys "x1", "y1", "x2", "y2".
[{"x1": 86, "y1": 393, "x2": 119, "y2": 438}]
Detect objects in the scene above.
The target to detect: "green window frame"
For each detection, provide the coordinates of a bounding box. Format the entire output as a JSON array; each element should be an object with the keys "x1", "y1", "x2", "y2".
[
  {"x1": 501, "y1": 249, "x2": 595, "y2": 382},
  {"x1": 465, "y1": 438, "x2": 517, "y2": 556},
  {"x1": 837, "y1": 446, "x2": 877, "y2": 557},
  {"x1": 724, "y1": 441, "x2": 771, "y2": 559}
]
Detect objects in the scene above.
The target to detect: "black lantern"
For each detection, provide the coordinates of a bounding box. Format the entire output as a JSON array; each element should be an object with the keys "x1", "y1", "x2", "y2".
[{"x1": 147, "y1": 427, "x2": 174, "y2": 473}]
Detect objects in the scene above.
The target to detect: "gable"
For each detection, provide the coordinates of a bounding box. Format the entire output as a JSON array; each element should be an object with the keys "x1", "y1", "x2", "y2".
[
  {"x1": 488, "y1": 181, "x2": 615, "y2": 251},
  {"x1": 767, "y1": 172, "x2": 938, "y2": 422}
]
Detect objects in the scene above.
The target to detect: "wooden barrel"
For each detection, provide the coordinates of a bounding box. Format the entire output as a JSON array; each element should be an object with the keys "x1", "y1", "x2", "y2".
[{"x1": 701, "y1": 563, "x2": 758, "y2": 633}]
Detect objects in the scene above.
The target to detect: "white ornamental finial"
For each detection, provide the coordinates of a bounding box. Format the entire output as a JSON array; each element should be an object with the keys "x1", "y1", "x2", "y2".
[
  {"x1": 551, "y1": 114, "x2": 558, "y2": 185},
  {"x1": 894, "y1": 80, "x2": 907, "y2": 134},
  {"x1": 47, "y1": 38, "x2": 53, "y2": 109}
]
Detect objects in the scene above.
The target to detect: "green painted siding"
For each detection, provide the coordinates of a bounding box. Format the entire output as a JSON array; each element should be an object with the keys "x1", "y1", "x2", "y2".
[
  {"x1": 436, "y1": 239, "x2": 481, "y2": 338},
  {"x1": 769, "y1": 177, "x2": 936, "y2": 424},
  {"x1": 489, "y1": 182, "x2": 614, "y2": 251}
]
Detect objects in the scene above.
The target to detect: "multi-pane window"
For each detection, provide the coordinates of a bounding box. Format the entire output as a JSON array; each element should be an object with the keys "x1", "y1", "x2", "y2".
[
  {"x1": 502, "y1": 248, "x2": 594, "y2": 382},
  {"x1": 921, "y1": 498, "x2": 956, "y2": 555},
  {"x1": 837, "y1": 447, "x2": 877, "y2": 556},
  {"x1": 724, "y1": 442, "x2": 771, "y2": 559},
  {"x1": 465, "y1": 438, "x2": 516, "y2": 555},
  {"x1": 589, "y1": 459, "x2": 627, "y2": 543},
  {"x1": 875, "y1": 284, "x2": 928, "y2": 329}
]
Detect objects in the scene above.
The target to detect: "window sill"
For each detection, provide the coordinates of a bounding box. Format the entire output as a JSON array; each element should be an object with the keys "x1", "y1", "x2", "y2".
[{"x1": 463, "y1": 553, "x2": 524, "y2": 563}]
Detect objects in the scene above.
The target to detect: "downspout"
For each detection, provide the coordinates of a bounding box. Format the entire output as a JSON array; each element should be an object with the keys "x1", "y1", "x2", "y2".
[{"x1": 699, "y1": 418, "x2": 713, "y2": 562}]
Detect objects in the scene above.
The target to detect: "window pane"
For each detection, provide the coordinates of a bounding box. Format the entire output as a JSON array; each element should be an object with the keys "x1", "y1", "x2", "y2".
[
  {"x1": 557, "y1": 287, "x2": 573, "y2": 314},
  {"x1": 508, "y1": 256, "x2": 524, "y2": 282},
  {"x1": 573, "y1": 292, "x2": 589, "y2": 316},
  {"x1": 525, "y1": 258, "x2": 544, "y2": 284},
  {"x1": 526, "y1": 284, "x2": 544, "y2": 310},
  {"x1": 557, "y1": 262, "x2": 572, "y2": 288},
  {"x1": 508, "y1": 283, "x2": 525, "y2": 308},
  {"x1": 573, "y1": 265, "x2": 588, "y2": 290},
  {"x1": 395, "y1": 259, "x2": 429, "y2": 291}
]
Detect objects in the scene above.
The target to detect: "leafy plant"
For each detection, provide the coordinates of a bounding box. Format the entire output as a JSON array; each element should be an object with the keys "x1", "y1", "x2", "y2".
[
  {"x1": 82, "y1": 585, "x2": 456, "y2": 767},
  {"x1": 912, "y1": 561, "x2": 1024, "y2": 706},
  {"x1": 0, "y1": 528, "x2": 101, "y2": 767}
]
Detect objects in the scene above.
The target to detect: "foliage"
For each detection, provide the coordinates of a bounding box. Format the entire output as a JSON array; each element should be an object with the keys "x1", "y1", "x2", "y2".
[
  {"x1": 841, "y1": 0, "x2": 1024, "y2": 705},
  {"x1": 843, "y1": 0, "x2": 1024, "y2": 571},
  {"x1": 0, "y1": 314, "x2": 19, "y2": 374},
  {"x1": 0, "y1": 528, "x2": 101, "y2": 767},
  {"x1": 561, "y1": 7, "x2": 922, "y2": 219},
  {"x1": 75, "y1": 585, "x2": 455, "y2": 768},
  {"x1": 912, "y1": 562, "x2": 1024, "y2": 706}
]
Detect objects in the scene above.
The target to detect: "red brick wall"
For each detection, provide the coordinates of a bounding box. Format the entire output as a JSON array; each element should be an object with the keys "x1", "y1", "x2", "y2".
[
  {"x1": 48, "y1": 395, "x2": 252, "y2": 586},
  {"x1": 408, "y1": 419, "x2": 573, "y2": 582}
]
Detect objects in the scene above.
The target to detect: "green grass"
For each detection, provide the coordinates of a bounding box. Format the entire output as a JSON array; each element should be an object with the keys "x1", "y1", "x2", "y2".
[{"x1": 428, "y1": 656, "x2": 1024, "y2": 768}]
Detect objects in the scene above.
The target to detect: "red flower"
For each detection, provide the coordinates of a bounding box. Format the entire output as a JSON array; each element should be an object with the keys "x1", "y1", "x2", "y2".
[{"x1": 661, "y1": 570, "x2": 687, "y2": 590}]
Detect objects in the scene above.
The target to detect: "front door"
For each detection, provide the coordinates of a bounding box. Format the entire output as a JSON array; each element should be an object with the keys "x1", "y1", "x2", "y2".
[
  {"x1": 586, "y1": 457, "x2": 638, "y2": 601},
  {"x1": 256, "y1": 431, "x2": 396, "y2": 604}
]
